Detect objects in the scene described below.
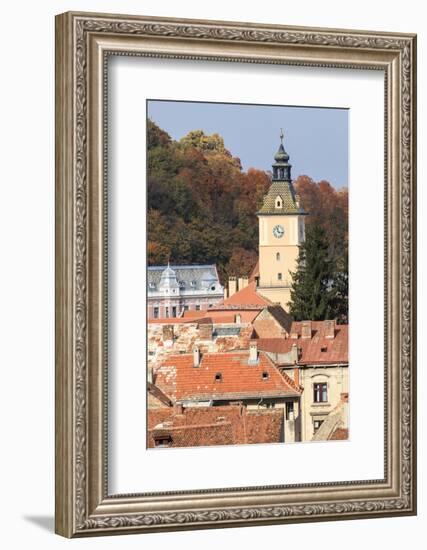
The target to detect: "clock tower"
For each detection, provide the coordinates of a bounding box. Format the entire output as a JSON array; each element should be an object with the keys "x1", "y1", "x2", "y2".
[{"x1": 257, "y1": 130, "x2": 307, "y2": 310}]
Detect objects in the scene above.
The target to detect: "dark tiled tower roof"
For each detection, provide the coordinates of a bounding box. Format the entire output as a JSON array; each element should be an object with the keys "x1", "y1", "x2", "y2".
[{"x1": 258, "y1": 130, "x2": 307, "y2": 216}]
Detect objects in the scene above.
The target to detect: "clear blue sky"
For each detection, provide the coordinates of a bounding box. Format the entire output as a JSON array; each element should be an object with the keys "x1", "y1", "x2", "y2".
[{"x1": 147, "y1": 100, "x2": 348, "y2": 189}]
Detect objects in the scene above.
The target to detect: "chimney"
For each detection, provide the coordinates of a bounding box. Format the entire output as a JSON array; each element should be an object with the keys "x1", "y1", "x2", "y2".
[
  {"x1": 324, "y1": 319, "x2": 336, "y2": 339},
  {"x1": 174, "y1": 403, "x2": 184, "y2": 415},
  {"x1": 238, "y1": 276, "x2": 249, "y2": 290},
  {"x1": 293, "y1": 368, "x2": 300, "y2": 387},
  {"x1": 291, "y1": 343, "x2": 299, "y2": 363},
  {"x1": 290, "y1": 325, "x2": 299, "y2": 339},
  {"x1": 198, "y1": 322, "x2": 213, "y2": 340},
  {"x1": 234, "y1": 313, "x2": 242, "y2": 324},
  {"x1": 228, "y1": 277, "x2": 237, "y2": 297},
  {"x1": 301, "y1": 320, "x2": 312, "y2": 339},
  {"x1": 193, "y1": 346, "x2": 201, "y2": 367},
  {"x1": 248, "y1": 340, "x2": 258, "y2": 364},
  {"x1": 147, "y1": 367, "x2": 154, "y2": 384}
]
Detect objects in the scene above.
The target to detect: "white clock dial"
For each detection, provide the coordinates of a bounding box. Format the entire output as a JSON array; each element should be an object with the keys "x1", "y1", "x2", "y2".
[{"x1": 273, "y1": 224, "x2": 284, "y2": 239}]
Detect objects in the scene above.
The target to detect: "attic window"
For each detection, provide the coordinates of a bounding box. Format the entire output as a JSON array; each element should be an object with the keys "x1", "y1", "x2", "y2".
[
  {"x1": 321, "y1": 346, "x2": 328, "y2": 352},
  {"x1": 179, "y1": 280, "x2": 186, "y2": 288},
  {"x1": 191, "y1": 280, "x2": 197, "y2": 287},
  {"x1": 149, "y1": 282, "x2": 156, "y2": 289},
  {"x1": 215, "y1": 373, "x2": 222, "y2": 382},
  {"x1": 262, "y1": 371, "x2": 269, "y2": 380},
  {"x1": 154, "y1": 435, "x2": 173, "y2": 448}
]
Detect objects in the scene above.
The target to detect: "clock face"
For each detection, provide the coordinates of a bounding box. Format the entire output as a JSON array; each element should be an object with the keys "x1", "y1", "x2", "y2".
[{"x1": 273, "y1": 224, "x2": 284, "y2": 239}]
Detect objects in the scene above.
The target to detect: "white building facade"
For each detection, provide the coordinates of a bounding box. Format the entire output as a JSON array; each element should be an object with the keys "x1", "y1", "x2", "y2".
[{"x1": 147, "y1": 264, "x2": 224, "y2": 319}]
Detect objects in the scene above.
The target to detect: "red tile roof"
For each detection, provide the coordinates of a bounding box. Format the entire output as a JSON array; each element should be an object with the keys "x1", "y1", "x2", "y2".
[
  {"x1": 154, "y1": 350, "x2": 301, "y2": 403},
  {"x1": 147, "y1": 405, "x2": 284, "y2": 448},
  {"x1": 224, "y1": 281, "x2": 273, "y2": 307},
  {"x1": 182, "y1": 309, "x2": 260, "y2": 324},
  {"x1": 256, "y1": 322, "x2": 348, "y2": 365}
]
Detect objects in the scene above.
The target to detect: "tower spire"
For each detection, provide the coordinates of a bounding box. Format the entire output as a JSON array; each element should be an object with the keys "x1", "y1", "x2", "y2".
[{"x1": 272, "y1": 128, "x2": 291, "y2": 181}]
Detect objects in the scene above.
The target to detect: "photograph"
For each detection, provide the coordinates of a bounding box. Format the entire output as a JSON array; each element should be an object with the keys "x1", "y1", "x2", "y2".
[{"x1": 146, "y1": 100, "x2": 349, "y2": 448}]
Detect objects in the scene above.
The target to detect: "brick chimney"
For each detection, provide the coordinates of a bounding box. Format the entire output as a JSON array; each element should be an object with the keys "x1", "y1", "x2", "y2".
[
  {"x1": 234, "y1": 313, "x2": 242, "y2": 324},
  {"x1": 324, "y1": 319, "x2": 336, "y2": 339},
  {"x1": 248, "y1": 340, "x2": 258, "y2": 364},
  {"x1": 293, "y1": 368, "x2": 300, "y2": 387},
  {"x1": 193, "y1": 346, "x2": 201, "y2": 368},
  {"x1": 301, "y1": 320, "x2": 312, "y2": 339}
]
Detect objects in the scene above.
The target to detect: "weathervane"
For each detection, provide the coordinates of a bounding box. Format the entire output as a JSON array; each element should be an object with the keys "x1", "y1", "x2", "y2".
[{"x1": 280, "y1": 128, "x2": 284, "y2": 144}]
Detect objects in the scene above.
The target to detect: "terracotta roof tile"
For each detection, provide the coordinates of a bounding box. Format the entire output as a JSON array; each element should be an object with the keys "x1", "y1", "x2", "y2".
[
  {"x1": 257, "y1": 322, "x2": 348, "y2": 365},
  {"x1": 224, "y1": 281, "x2": 273, "y2": 307},
  {"x1": 147, "y1": 405, "x2": 284, "y2": 448},
  {"x1": 154, "y1": 350, "x2": 301, "y2": 403}
]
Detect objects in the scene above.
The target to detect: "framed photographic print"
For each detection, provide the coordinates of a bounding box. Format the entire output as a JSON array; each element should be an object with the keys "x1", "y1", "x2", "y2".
[{"x1": 55, "y1": 11, "x2": 417, "y2": 537}]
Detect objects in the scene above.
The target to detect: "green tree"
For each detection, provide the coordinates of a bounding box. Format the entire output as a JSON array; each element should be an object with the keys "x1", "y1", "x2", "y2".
[{"x1": 289, "y1": 225, "x2": 343, "y2": 321}]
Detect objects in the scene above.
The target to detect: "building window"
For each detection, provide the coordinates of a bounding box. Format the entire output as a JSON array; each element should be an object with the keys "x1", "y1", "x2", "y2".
[
  {"x1": 191, "y1": 280, "x2": 197, "y2": 287},
  {"x1": 285, "y1": 401, "x2": 294, "y2": 420},
  {"x1": 165, "y1": 307, "x2": 169, "y2": 318},
  {"x1": 154, "y1": 435, "x2": 173, "y2": 448},
  {"x1": 211, "y1": 285, "x2": 216, "y2": 291},
  {"x1": 183, "y1": 305, "x2": 189, "y2": 311},
  {"x1": 277, "y1": 273, "x2": 282, "y2": 281},
  {"x1": 215, "y1": 373, "x2": 222, "y2": 382},
  {"x1": 276, "y1": 252, "x2": 280, "y2": 261},
  {"x1": 313, "y1": 383, "x2": 328, "y2": 403},
  {"x1": 195, "y1": 305, "x2": 201, "y2": 311},
  {"x1": 153, "y1": 307, "x2": 159, "y2": 319},
  {"x1": 313, "y1": 420, "x2": 323, "y2": 433},
  {"x1": 172, "y1": 306, "x2": 177, "y2": 317}
]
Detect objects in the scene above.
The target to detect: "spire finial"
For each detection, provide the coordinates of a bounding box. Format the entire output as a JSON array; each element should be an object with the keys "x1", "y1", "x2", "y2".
[{"x1": 280, "y1": 128, "x2": 284, "y2": 144}]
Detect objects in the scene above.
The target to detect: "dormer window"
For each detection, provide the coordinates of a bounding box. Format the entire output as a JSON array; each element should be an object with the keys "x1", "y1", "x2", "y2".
[
  {"x1": 262, "y1": 371, "x2": 269, "y2": 380},
  {"x1": 215, "y1": 373, "x2": 222, "y2": 382},
  {"x1": 149, "y1": 282, "x2": 156, "y2": 289},
  {"x1": 275, "y1": 195, "x2": 283, "y2": 209}
]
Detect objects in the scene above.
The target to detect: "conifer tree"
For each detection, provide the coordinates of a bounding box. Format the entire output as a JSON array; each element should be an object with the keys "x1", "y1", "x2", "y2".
[{"x1": 289, "y1": 225, "x2": 342, "y2": 321}]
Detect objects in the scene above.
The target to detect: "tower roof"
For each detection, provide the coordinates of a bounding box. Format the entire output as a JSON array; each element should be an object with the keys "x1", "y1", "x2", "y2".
[
  {"x1": 258, "y1": 131, "x2": 307, "y2": 215},
  {"x1": 258, "y1": 181, "x2": 305, "y2": 215}
]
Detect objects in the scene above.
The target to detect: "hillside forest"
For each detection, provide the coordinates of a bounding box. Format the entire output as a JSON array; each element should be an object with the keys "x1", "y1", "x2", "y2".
[{"x1": 147, "y1": 119, "x2": 348, "y2": 289}]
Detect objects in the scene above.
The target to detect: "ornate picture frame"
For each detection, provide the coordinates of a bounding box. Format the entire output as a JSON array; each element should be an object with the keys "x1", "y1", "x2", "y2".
[{"x1": 55, "y1": 11, "x2": 417, "y2": 537}]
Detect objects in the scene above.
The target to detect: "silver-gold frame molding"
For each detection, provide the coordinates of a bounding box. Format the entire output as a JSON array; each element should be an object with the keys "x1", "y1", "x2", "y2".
[{"x1": 55, "y1": 11, "x2": 417, "y2": 538}]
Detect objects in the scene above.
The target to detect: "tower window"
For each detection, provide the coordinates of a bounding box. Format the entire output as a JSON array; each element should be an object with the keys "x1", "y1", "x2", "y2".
[
  {"x1": 278, "y1": 273, "x2": 282, "y2": 281},
  {"x1": 276, "y1": 252, "x2": 280, "y2": 261},
  {"x1": 275, "y1": 195, "x2": 283, "y2": 209}
]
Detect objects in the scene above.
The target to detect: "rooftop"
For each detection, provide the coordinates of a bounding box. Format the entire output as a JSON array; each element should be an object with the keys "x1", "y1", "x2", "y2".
[
  {"x1": 154, "y1": 349, "x2": 301, "y2": 403},
  {"x1": 257, "y1": 321, "x2": 348, "y2": 365},
  {"x1": 147, "y1": 405, "x2": 285, "y2": 448}
]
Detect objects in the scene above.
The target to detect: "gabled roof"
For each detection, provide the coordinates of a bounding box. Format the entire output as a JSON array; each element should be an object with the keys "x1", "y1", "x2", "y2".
[
  {"x1": 256, "y1": 322, "x2": 348, "y2": 365},
  {"x1": 154, "y1": 350, "x2": 301, "y2": 403},
  {"x1": 224, "y1": 281, "x2": 273, "y2": 307}
]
